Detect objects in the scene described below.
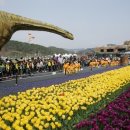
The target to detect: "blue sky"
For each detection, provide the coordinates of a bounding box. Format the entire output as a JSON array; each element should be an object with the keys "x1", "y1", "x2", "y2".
[{"x1": 0, "y1": 0, "x2": 130, "y2": 49}]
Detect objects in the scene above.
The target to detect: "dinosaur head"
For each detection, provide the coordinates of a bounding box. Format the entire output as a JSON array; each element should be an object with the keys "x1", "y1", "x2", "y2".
[{"x1": 63, "y1": 31, "x2": 74, "y2": 40}]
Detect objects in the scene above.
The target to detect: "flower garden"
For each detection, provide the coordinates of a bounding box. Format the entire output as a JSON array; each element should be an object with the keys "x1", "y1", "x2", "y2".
[
  {"x1": 75, "y1": 86, "x2": 130, "y2": 130},
  {"x1": 0, "y1": 66, "x2": 130, "y2": 130}
]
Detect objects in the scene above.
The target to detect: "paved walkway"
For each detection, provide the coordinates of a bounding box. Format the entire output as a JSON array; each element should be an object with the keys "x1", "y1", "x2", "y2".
[{"x1": 0, "y1": 66, "x2": 121, "y2": 98}]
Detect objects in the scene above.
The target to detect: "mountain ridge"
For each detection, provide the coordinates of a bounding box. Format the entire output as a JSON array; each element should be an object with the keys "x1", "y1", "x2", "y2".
[{"x1": 1, "y1": 40, "x2": 69, "y2": 57}]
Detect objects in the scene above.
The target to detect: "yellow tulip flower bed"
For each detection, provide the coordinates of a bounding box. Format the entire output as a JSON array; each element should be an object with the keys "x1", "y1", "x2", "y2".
[{"x1": 0, "y1": 66, "x2": 130, "y2": 130}]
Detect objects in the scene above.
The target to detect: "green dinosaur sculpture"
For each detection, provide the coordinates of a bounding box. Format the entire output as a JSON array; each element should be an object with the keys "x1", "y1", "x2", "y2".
[{"x1": 0, "y1": 11, "x2": 74, "y2": 50}]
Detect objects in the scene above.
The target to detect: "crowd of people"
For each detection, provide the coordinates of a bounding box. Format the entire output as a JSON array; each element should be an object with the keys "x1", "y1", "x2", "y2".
[
  {"x1": 88, "y1": 57, "x2": 121, "y2": 69},
  {"x1": 0, "y1": 54, "x2": 126, "y2": 80},
  {"x1": 0, "y1": 55, "x2": 81, "y2": 80}
]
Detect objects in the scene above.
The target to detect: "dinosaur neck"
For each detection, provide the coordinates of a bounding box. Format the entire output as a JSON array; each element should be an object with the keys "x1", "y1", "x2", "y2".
[
  {"x1": 0, "y1": 11, "x2": 74, "y2": 50},
  {"x1": 13, "y1": 22, "x2": 69, "y2": 38},
  {"x1": 7, "y1": 12, "x2": 74, "y2": 40}
]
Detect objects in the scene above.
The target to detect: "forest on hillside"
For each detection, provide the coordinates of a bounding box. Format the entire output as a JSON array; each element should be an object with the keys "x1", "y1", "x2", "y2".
[{"x1": 1, "y1": 40, "x2": 69, "y2": 57}]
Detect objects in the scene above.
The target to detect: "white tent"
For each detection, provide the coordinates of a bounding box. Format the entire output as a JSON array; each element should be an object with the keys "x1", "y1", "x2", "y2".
[
  {"x1": 125, "y1": 51, "x2": 130, "y2": 54},
  {"x1": 73, "y1": 54, "x2": 77, "y2": 56}
]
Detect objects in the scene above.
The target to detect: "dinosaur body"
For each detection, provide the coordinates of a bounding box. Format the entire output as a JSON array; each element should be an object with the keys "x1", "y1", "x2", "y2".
[{"x1": 0, "y1": 11, "x2": 74, "y2": 49}]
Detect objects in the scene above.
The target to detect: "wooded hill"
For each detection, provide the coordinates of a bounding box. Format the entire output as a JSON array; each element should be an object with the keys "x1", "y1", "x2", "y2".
[{"x1": 1, "y1": 40, "x2": 69, "y2": 57}]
